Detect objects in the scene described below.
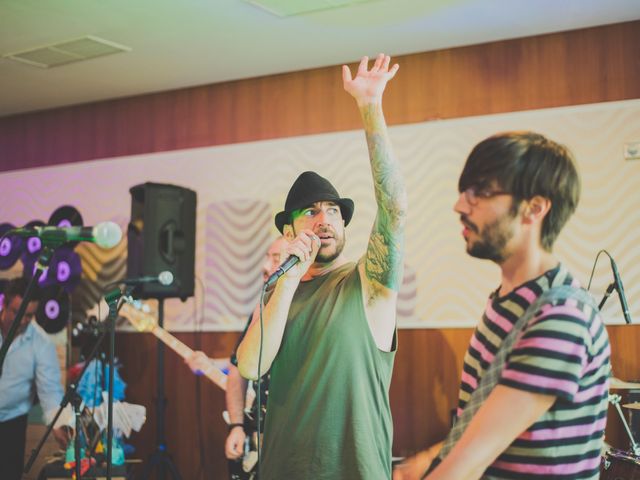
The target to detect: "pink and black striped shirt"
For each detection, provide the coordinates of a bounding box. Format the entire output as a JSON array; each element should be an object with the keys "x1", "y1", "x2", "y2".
[{"x1": 458, "y1": 264, "x2": 610, "y2": 479}]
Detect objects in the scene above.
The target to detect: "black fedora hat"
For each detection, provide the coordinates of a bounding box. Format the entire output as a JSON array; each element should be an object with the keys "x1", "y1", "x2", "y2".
[{"x1": 275, "y1": 171, "x2": 354, "y2": 234}]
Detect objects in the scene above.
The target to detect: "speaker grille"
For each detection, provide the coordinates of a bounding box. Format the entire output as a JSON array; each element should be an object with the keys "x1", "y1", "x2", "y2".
[{"x1": 128, "y1": 183, "x2": 196, "y2": 301}]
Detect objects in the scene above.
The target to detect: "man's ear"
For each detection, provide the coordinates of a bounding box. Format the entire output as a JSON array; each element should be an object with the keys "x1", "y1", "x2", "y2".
[
  {"x1": 283, "y1": 224, "x2": 295, "y2": 240},
  {"x1": 523, "y1": 196, "x2": 551, "y2": 224}
]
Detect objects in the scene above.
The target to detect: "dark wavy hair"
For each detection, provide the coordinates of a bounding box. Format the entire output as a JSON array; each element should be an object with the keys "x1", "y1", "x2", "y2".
[{"x1": 458, "y1": 131, "x2": 580, "y2": 251}]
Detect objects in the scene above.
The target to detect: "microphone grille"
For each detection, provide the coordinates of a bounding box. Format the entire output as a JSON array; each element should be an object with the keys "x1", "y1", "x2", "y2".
[
  {"x1": 94, "y1": 221, "x2": 123, "y2": 248},
  {"x1": 158, "y1": 271, "x2": 174, "y2": 286}
]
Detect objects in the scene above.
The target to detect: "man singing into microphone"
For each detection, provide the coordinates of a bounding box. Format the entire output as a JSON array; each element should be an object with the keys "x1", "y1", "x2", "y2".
[
  {"x1": 236, "y1": 53, "x2": 407, "y2": 479},
  {"x1": 395, "y1": 132, "x2": 610, "y2": 480},
  {"x1": 0, "y1": 277, "x2": 70, "y2": 480}
]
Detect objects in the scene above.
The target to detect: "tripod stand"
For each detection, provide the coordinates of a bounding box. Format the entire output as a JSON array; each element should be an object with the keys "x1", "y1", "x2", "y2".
[{"x1": 139, "y1": 298, "x2": 181, "y2": 480}]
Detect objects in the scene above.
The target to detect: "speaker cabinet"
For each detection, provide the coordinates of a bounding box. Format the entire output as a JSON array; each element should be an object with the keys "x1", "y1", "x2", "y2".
[{"x1": 127, "y1": 182, "x2": 196, "y2": 300}]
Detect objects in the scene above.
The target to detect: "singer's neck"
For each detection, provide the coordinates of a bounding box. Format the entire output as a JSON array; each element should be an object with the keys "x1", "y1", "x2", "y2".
[{"x1": 301, "y1": 254, "x2": 349, "y2": 282}]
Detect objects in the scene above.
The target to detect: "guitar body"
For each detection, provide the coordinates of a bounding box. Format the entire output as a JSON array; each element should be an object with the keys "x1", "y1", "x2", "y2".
[
  {"x1": 228, "y1": 454, "x2": 257, "y2": 480},
  {"x1": 227, "y1": 380, "x2": 268, "y2": 480}
]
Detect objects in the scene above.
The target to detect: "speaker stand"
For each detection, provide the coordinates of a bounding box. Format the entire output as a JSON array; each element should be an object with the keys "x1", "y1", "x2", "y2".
[{"x1": 139, "y1": 299, "x2": 182, "y2": 480}]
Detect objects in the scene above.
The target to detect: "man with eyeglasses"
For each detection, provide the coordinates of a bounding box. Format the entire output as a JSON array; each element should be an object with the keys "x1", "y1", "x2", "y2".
[
  {"x1": 394, "y1": 132, "x2": 610, "y2": 480},
  {"x1": 0, "y1": 277, "x2": 70, "y2": 480}
]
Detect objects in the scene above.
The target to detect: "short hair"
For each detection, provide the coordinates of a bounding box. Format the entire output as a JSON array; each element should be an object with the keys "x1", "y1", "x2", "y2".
[
  {"x1": 458, "y1": 131, "x2": 580, "y2": 251},
  {"x1": 2, "y1": 277, "x2": 41, "y2": 306}
]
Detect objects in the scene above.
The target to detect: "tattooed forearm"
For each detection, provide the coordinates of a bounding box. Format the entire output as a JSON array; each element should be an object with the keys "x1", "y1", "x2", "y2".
[
  {"x1": 365, "y1": 229, "x2": 404, "y2": 296},
  {"x1": 360, "y1": 104, "x2": 407, "y2": 220},
  {"x1": 360, "y1": 103, "x2": 407, "y2": 293}
]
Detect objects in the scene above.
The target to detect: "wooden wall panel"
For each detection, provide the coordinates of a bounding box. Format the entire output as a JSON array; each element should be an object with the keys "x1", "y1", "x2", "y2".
[
  {"x1": 115, "y1": 331, "x2": 239, "y2": 479},
  {"x1": 605, "y1": 324, "x2": 640, "y2": 454},
  {"x1": 115, "y1": 324, "x2": 640, "y2": 479},
  {"x1": 1, "y1": 21, "x2": 639, "y2": 172}
]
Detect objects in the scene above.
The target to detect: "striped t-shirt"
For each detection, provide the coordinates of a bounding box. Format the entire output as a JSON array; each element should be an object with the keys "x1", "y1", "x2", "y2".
[{"x1": 457, "y1": 264, "x2": 610, "y2": 479}]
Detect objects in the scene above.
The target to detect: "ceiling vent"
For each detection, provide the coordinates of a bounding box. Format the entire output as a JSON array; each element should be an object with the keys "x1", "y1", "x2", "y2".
[
  {"x1": 2, "y1": 35, "x2": 131, "y2": 69},
  {"x1": 244, "y1": 0, "x2": 375, "y2": 17}
]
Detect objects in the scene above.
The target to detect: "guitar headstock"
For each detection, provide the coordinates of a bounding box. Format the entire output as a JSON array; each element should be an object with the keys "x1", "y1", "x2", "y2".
[{"x1": 119, "y1": 298, "x2": 157, "y2": 332}]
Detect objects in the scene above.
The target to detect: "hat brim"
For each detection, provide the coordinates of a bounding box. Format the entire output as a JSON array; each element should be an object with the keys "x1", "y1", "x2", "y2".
[{"x1": 275, "y1": 198, "x2": 354, "y2": 234}]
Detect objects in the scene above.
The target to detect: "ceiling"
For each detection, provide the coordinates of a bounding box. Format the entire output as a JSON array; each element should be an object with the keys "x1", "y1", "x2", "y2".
[{"x1": 1, "y1": 0, "x2": 639, "y2": 118}]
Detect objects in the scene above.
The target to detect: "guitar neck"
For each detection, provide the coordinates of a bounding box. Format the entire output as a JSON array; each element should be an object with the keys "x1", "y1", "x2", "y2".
[{"x1": 150, "y1": 326, "x2": 228, "y2": 391}]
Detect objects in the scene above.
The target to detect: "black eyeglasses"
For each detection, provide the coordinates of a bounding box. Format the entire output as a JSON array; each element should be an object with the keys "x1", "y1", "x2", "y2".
[{"x1": 462, "y1": 186, "x2": 511, "y2": 205}]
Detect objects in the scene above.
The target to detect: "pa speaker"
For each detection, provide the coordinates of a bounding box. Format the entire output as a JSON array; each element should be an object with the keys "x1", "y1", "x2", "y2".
[{"x1": 127, "y1": 182, "x2": 197, "y2": 300}]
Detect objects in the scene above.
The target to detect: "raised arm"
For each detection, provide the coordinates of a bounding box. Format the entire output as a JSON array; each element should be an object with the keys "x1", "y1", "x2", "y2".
[{"x1": 343, "y1": 54, "x2": 407, "y2": 349}]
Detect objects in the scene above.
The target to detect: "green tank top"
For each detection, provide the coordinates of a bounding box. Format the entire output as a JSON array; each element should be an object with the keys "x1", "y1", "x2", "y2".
[{"x1": 261, "y1": 262, "x2": 396, "y2": 480}]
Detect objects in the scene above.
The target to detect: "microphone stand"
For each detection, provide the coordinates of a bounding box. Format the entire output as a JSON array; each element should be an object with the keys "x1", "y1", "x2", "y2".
[
  {"x1": 608, "y1": 394, "x2": 640, "y2": 456},
  {"x1": 0, "y1": 245, "x2": 54, "y2": 376},
  {"x1": 139, "y1": 297, "x2": 182, "y2": 480},
  {"x1": 104, "y1": 287, "x2": 122, "y2": 480},
  {"x1": 24, "y1": 307, "x2": 115, "y2": 479}
]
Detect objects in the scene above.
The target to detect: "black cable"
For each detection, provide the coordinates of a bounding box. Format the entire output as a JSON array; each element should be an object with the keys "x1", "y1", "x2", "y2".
[
  {"x1": 192, "y1": 275, "x2": 209, "y2": 480},
  {"x1": 586, "y1": 249, "x2": 608, "y2": 291},
  {"x1": 256, "y1": 283, "x2": 268, "y2": 480}
]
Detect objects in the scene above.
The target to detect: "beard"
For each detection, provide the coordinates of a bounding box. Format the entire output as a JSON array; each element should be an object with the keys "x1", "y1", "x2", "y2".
[
  {"x1": 293, "y1": 226, "x2": 346, "y2": 264},
  {"x1": 463, "y1": 212, "x2": 516, "y2": 263},
  {"x1": 316, "y1": 233, "x2": 346, "y2": 263}
]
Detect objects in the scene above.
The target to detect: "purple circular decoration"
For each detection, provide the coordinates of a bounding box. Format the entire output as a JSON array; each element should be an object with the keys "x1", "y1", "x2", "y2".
[
  {"x1": 56, "y1": 261, "x2": 70, "y2": 282},
  {"x1": 27, "y1": 237, "x2": 41, "y2": 254},
  {"x1": 0, "y1": 223, "x2": 22, "y2": 271},
  {"x1": 45, "y1": 249, "x2": 81, "y2": 292},
  {"x1": 45, "y1": 299, "x2": 60, "y2": 320},
  {"x1": 35, "y1": 286, "x2": 69, "y2": 333},
  {"x1": 58, "y1": 219, "x2": 72, "y2": 228},
  {"x1": 0, "y1": 238, "x2": 11, "y2": 256}
]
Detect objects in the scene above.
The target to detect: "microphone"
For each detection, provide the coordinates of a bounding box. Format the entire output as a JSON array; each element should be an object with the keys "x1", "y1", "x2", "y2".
[
  {"x1": 122, "y1": 271, "x2": 174, "y2": 287},
  {"x1": 598, "y1": 282, "x2": 615, "y2": 310},
  {"x1": 265, "y1": 256, "x2": 299, "y2": 288},
  {"x1": 11, "y1": 221, "x2": 122, "y2": 248},
  {"x1": 610, "y1": 257, "x2": 632, "y2": 324},
  {"x1": 263, "y1": 235, "x2": 319, "y2": 288}
]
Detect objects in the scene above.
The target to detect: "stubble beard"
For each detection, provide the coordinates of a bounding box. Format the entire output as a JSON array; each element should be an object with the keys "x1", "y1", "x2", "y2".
[{"x1": 465, "y1": 214, "x2": 516, "y2": 264}]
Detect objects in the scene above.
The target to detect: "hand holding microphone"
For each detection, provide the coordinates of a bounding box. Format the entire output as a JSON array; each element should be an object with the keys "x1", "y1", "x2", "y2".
[{"x1": 265, "y1": 231, "x2": 320, "y2": 287}]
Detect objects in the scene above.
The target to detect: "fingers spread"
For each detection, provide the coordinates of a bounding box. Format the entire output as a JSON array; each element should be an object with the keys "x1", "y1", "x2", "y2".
[
  {"x1": 342, "y1": 64, "x2": 352, "y2": 83},
  {"x1": 372, "y1": 52, "x2": 384, "y2": 71},
  {"x1": 381, "y1": 54, "x2": 391, "y2": 72},
  {"x1": 357, "y1": 56, "x2": 369, "y2": 75}
]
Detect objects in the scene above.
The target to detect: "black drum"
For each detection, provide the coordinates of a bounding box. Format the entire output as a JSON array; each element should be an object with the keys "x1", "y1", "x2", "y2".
[{"x1": 601, "y1": 448, "x2": 640, "y2": 479}]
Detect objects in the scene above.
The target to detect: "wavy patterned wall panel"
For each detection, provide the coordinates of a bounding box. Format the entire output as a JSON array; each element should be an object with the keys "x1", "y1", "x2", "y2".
[{"x1": 0, "y1": 100, "x2": 638, "y2": 330}]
